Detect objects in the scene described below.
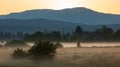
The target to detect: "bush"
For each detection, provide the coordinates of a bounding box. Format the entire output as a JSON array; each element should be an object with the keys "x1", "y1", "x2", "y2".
[
  {"x1": 28, "y1": 41, "x2": 57, "y2": 60},
  {"x1": 4, "y1": 40, "x2": 28, "y2": 47},
  {"x1": 11, "y1": 41, "x2": 57, "y2": 60},
  {"x1": 11, "y1": 48, "x2": 28, "y2": 59}
]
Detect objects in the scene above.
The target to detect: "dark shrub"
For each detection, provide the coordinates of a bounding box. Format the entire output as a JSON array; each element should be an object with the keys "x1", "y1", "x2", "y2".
[
  {"x1": 4, "y1": 40, "x2": 28, "y2": 47},
  {"x1": 11, "y1": 48, "x2": 28, "y2": 59},
  {"x1": 11, "y1": 41, "x2": 57, "y2": 61},
  {"x1": 28, "y1": 41, "x2": 57, "y2": 60}
]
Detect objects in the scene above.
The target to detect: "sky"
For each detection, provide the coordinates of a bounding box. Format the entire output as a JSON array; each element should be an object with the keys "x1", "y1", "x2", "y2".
[{"x1": 0, "y1": 0, "x2": 120, "y2": 15}]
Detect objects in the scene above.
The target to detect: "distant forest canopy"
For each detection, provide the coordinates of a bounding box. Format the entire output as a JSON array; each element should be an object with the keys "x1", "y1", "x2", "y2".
[
  {"x1": 0, "y1": 32, "x2": 23, "y2": 41},
  {"x1": 1, "y1": 25, "x2": 120, "y2": 42}
]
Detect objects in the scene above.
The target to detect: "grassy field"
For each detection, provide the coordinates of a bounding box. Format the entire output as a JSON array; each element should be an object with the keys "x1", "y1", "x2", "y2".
[{"x1": 0, "y1": 47, "x2": 120, "y2": 67}]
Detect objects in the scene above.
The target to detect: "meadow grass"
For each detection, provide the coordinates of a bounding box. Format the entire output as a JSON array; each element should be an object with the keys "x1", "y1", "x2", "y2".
[{"x1": 0, "y1": 47, "x2": 120, "y2": 67}]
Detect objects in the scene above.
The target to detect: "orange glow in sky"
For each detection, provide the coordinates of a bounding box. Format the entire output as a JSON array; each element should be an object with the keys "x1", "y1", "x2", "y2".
[{"x1": 0, "y1": 0, "x2": 120, "y2": 15}]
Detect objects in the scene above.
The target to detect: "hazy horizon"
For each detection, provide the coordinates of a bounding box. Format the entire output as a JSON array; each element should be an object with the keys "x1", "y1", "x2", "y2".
[
  {"x1": 1, "y1": 7, "x2": 120, "y2": 16},
  {"x1": 1, "y1": 0, "x2": 120, "y2": 15}
]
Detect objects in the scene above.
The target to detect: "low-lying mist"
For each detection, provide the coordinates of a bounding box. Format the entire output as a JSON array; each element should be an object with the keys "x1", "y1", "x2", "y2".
[{"x1": 0, "y1": 45, "x2": 120, "y2": 67}]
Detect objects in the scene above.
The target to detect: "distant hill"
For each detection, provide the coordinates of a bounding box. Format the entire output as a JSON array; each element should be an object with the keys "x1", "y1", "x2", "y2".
[
  {"x1": 0, "y1": 7, "x2": 120, "y2": 25},
  {"x1": 0, "y1": 19, "x2": 93, "y2": 33},
  {"x1": 1, "y1": 7, "x2": 120, "y2": 33},
  {"x1": 0, "y1": 19, "x2": 120, "y2": 33}
]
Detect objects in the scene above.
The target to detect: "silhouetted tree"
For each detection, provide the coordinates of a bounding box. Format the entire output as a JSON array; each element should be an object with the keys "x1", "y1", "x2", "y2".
[
  {"x1": 114, "y1": 29, "x2": 120, "y2": 40},
  {"x1": 17, "y1": 32, "x2": 23, "y2": 39},
  {"x1": 0, "y1": 32, "x2": 4, "y2": 40},
  {"x1": 62, "y1": 32, "x2": 71, "y2": 41},
  {"x1": 31, "y1": 31, "x2": 44, "y2": 41},
  {"x1": 23, "y1": 34, "x2": 31, "y2": 41},
  {"x1": 0, "y1": 32, "x2": 23, "y2": 41},
  {"x1": 72, "y1": 26, "x2": 83, "y2": 41},
  {"x1": 93, "y1": 26, "x2": 113, "y2": 41},
  {"x1": 49, "y1": 31, "x2": 62, "y2": 41}
]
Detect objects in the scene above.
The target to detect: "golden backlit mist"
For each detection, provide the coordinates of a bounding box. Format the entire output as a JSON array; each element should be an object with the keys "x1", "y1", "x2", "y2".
[{"x1": 0, "y1": 0, "x2": 120, "y2": 15}]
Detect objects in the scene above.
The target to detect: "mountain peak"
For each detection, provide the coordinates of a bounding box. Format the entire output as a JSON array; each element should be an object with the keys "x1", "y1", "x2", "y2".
[{"x1": 0, "y1": 7, "x2": 120, "y2": 25}]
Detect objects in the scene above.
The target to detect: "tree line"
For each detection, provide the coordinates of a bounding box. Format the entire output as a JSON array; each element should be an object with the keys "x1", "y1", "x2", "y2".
[
  {"x1": 23, "y1": 25, "x2": 120, "y2": 42},
  {"x1": 0, "y1": 32, "x2": 23, "y2": 41},
  {"x1": 1, "y1": 25, "x2": 120, "y2": 42}
]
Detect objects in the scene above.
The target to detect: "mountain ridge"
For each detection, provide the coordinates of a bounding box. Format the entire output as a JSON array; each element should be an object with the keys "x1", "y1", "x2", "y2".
[
  {"x1": 1, "y1": 7, "x2": 120, "y2": 25},
  {"x1": 0, "y1": 19, "x2": 120, "y2": 33}
]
